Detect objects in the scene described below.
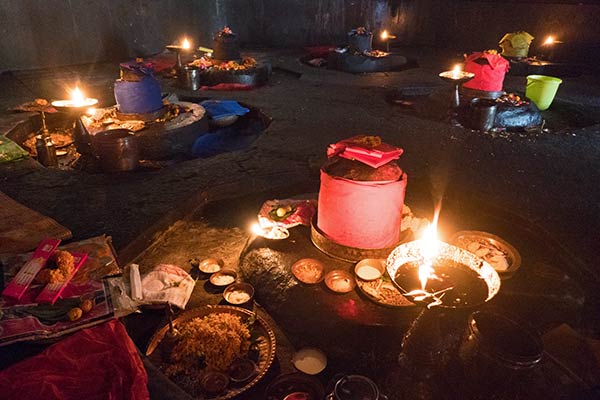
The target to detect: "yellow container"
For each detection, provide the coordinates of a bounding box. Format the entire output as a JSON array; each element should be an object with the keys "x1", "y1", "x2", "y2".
[{"x1": 525, "y1": 75, "x2": 562, "y2": 111}]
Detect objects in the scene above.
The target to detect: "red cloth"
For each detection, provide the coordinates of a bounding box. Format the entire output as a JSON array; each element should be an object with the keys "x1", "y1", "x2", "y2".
[
  {"x1": 318, "y1": 170, "x2": 407, "y2": 249},
  {"x1": 462, "y1": 52, "x2": 510, "y2": 92},
  {"x1": 200, "y1": 83, "x2": 255, "y2": 91},
  {"x1": 304, "y1": 45, "x2": 335, "y2": 58},
  {"x1": 0, "y1": 320, "x2": 149, "y2": 400},
  {"x1": 327, "y1": 135, "x2": 404, "y2": 168}
]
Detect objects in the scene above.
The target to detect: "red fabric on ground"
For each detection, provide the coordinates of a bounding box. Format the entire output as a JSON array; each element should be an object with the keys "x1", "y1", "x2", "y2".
[
  {"x1": 0, "y1": 319, "x2": 149, "y2": 400},
  {"x1": 200, "y1": 83, "x2": 255, "y2": 91}
]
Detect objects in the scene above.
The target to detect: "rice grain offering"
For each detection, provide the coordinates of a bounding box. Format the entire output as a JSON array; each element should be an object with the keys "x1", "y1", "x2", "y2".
[{"x1": 166, "y1": 313, "x2": 251, "y2": 377}]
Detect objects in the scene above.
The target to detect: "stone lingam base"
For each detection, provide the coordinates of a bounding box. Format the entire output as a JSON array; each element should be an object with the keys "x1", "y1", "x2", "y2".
[
  {"x1": 327, "y1": 51, "x2": 411, "y2": 74},
  {"x1": 82, "y1": 101, "x2": 208, "y2": 160},
  {"x1": 178, "y1": 57, "x2": 272, "y2": 90}
]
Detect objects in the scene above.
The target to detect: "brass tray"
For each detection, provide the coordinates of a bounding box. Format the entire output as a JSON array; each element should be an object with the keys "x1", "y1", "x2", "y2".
[
  {"x1": 310, "y1": 216, "x2": 413, "y2": 263},
  {"x1": 146, "y1": 305, "x2": 276, "y2": 400},
  {"x1": 450, "y1": 230, "x2": 521, "y2": 280},
  {"x1": 355, "y1": 271, "x2": 415, "y2": 308}
]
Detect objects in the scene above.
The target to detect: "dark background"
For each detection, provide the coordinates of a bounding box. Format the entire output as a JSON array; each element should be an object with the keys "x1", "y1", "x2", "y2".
[{"x1": 1, "y1": 0, "x2": 599, "y2": 71}]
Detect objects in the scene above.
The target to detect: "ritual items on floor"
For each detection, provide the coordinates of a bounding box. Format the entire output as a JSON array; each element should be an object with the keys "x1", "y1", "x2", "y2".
[
  {"x1": 462, "y1": 50, "x2": 510, "y2": 95},
  {"x1": 0, "y1": 235, "x2": 119, "y2": 346},
  {"x1": 0, "y1": 135, "x2": 29, "y2": 163},
  {"x1": 140, "y1": 264, "x2": 194, "y2": 309},
  {"x1": 499, "y1": 31, "x2": 535, "y2": 59},
  {"x1": 145, "y1": 305, "x2": 276, "y2": 399},
  {"x1": 258, "y1": 198, "x2": 317, "y2": 229},
  {"x1": 450, "y1": 230, "x2": 521, "y2": 279},
  {"x1": 317, "y1": 135, "x2": 407, "y2": 250},
  {"x1": 81, "y1": 92, "x2": 208, "y2": 160},
  {"x1": 0, "y1": 319, "x2": 149, "y2": 400},
  {"x1": 326, "y1": 26, "x2": 409, "y2": 73},
  {"x1": 180, "y1": 26, "x2": 270, "y2": 89},
  {"x1": 2, "y1": 238, "x2": 61, "y2": 300}
]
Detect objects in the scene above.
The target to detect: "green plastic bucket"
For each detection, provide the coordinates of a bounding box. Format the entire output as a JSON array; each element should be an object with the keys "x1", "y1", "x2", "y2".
[{"x1": 525, "y1": 75, "x2": 562, "y2": 111}]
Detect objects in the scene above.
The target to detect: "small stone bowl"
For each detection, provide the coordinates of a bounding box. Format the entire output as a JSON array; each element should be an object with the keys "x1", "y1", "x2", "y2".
[
  {"x1": 223, "y1": 282, "x2": 255, "y2": 306},
  {"x1": 324, "y1": 270, "x2": 355, "y2": 294},
  {"x1": 354, "y1": 259, "x2": 386, "y2": 281},
  {"x1": 197, "y1": 257, "x2": 225, "y2": 274},
  {"x1": 209, "y1": 269, "x2": 238, "y2": 287}
]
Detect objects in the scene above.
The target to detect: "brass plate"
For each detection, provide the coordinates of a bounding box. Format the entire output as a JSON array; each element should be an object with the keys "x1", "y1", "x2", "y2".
[
  {"x1": 450, "y1": 230, "x2": 522, "y2": 280},
  {"x1": 310, "y1": 216, "x2": 413, "y2": 263},
  {"x1": 355, "y1": 271, "x2": 415, "y2": 308},
  {"x1": 146, "y1": 305, "x2": 276, "y2": 400}
]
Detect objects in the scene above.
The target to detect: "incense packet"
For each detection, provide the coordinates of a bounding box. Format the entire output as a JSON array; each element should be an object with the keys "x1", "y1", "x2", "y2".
[
  {"x1": 35, "y1": 253, "x2": 88, "y2": 304},
  {"x1": 1, "y1": 239, "x2": 61, "y2": 300}
]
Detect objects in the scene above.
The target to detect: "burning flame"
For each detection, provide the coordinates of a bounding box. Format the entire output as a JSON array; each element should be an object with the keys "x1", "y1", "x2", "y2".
[
  {"x1": 544, "y1": 36, "x2": 555, "y2": 45},
  {"x1": 451, "y1": 64, "x2": 462, "y2": 79},
  {"x1": 381, "y1": 30, "x2": 389, "y2": 40},
  {"x1": 70, "y1": 86, "x2": 85, "y2": 107},
  {"x1": 251, "y1": 223, "x2": 264, "y2": 236},
  {"x1": 418, "y1": 205, "x2": 441, "y2": 290},
  {"x1": 251, "y1": 222, "x2": 289, "y2": 240},
  {"x1": 182, "y1": 37, "x2": 191, "y2": 50}
]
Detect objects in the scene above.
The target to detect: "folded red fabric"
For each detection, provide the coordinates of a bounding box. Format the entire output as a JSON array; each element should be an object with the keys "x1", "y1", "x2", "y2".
[{"x1": 0, "y1": 320, "x2": 149, "y2": 400}]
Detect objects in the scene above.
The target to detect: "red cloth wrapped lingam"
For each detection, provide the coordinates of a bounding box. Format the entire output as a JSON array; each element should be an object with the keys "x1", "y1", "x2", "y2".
[
  {"x1": 317, "y1": 136, "x2": 407, "y2": 249},
  {"x1": 462, "y1": 51, "x2": 510, "y2": 92}
]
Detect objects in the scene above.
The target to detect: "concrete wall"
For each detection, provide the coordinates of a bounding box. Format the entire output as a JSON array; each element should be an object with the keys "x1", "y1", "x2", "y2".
[{"x1": 0, "y1": 0, "x2": 599, "y2": 71}]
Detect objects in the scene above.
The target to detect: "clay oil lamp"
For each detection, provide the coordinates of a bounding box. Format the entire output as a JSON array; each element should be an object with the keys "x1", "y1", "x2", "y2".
[
  {"x1": 380, "y1": 29, "x2": 396, "y2": 52},
  {"x1": 166, "y1": 37, "x2": 194, "y2": 69},
  {"x1": 438, "y1": 64, "x2": 475, "y2": 108}
]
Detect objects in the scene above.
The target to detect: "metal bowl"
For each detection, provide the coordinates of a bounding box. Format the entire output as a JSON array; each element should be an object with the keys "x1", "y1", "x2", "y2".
[
  {"x1": 210, "y1": 269, "x2": 238, "y2": 287},
  {"x1": 324, "y1": 269, "x2": 356, "y2": 294},
  {"x1": 223, "y1": 282, "x2": 255, "y2": 305},
  {"x1": 386, "y1": 240, "x2": 501, "y2": 308},
  {"x1": 198, "y1": 257, "x2": 225, "y2": 274},
  {"x1": 291, "y1": 258, "x2": 324, "y2": 284},
  {"x1": 450, "y1": 230, "x2": 521, "y2": 280},
  {"x1": 354, "y1": 258, "x2": 386, "y2": 281}
]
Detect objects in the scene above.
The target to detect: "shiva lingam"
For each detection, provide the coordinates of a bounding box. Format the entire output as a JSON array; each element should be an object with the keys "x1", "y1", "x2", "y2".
[
  {"x1": 438, "y1": 65, "x2": 475, "y2": 109},
  {"x1": 386, "y1": 215, "x2": 501, "y2": 378}
]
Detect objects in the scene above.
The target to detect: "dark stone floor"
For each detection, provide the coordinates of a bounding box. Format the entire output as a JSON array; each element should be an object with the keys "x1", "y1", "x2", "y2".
[{"x1": 1, "y1": 47, "x2": 600, "y2": 398}]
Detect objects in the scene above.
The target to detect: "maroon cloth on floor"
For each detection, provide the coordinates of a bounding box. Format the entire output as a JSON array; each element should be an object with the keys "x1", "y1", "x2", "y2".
[
  {"x1": 0, "y1": 319, "x2": 149, "y2": 400},
  {"x1": 304, "y1": 45, "x2": 335, "y2": 58},
  {"x1": 200, "y1": 83, "x2": 255, "y2": 91}
]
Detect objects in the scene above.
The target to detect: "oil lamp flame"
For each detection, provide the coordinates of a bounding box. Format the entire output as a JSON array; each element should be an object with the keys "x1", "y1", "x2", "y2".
[
  {"x1": 251, "y1": 223, "x2": 289, "y2": 240},
  {"x1": 70, "y1": 86, "x2": 85, "y2": 107},
  {"x1": 451, "y1": 64, "x2": 462, "y2": 79},
  {"x1": 182, "y1": 38, "x2": 191, "y2": 50},
  {"x1": 418, "y1": 207, "x2": 441, "y2": 290},
  {"x1": 381, "y1": 30, "x2": 389, "y2": 40},
  {"x1": 544, "y1": 36, "x2": 555, "y2": 46}
]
